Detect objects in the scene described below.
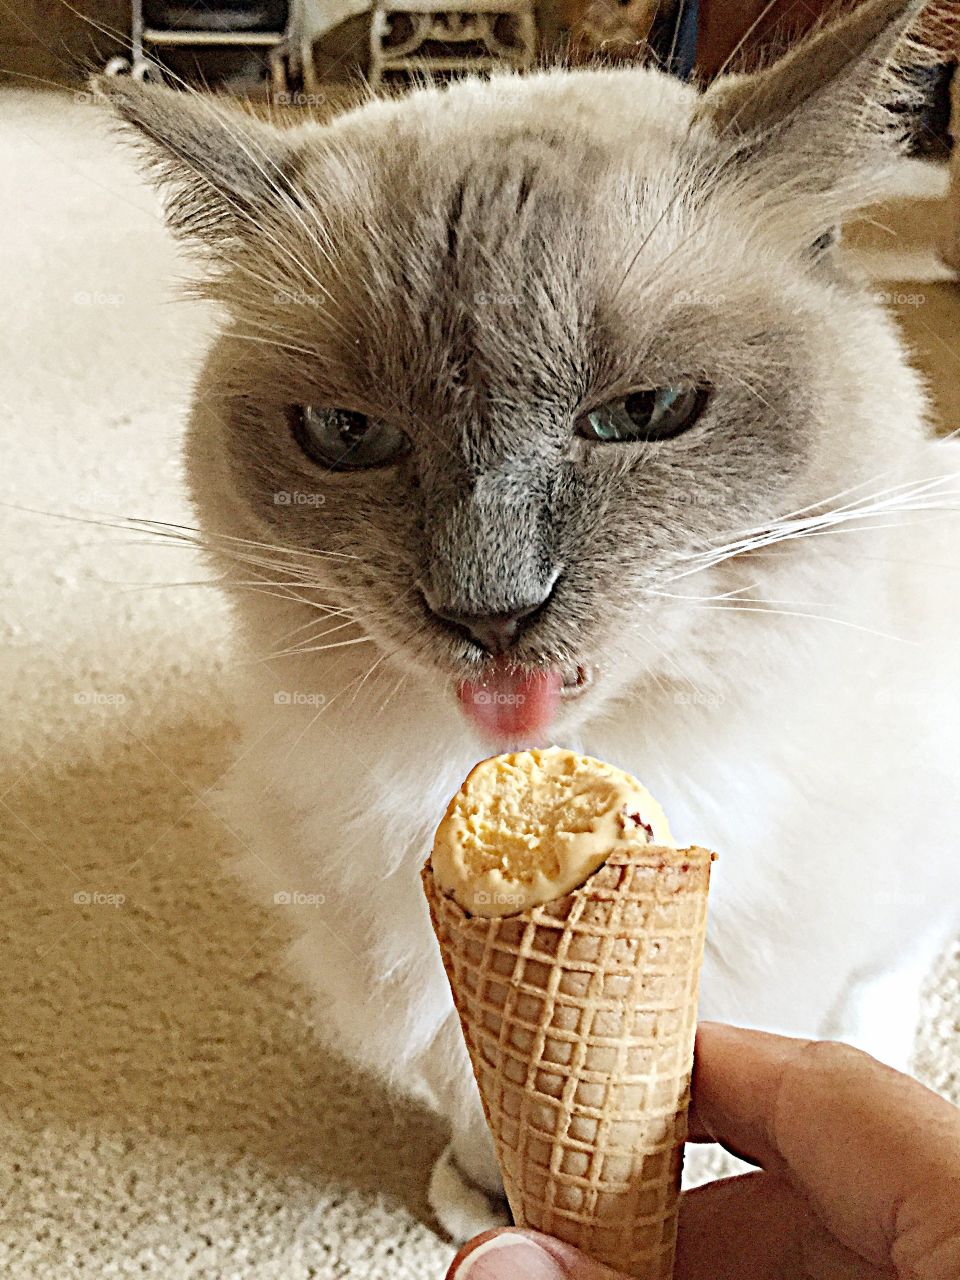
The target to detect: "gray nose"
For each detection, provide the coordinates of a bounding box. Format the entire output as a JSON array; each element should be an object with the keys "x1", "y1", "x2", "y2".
[{"x1": 427, "y1": 595, "x2": 552, "y2": 655}]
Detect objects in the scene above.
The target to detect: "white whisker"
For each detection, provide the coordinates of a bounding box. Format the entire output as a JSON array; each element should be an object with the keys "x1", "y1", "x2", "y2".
[{"x1": 668, "y1": 599, "x2": 913, "y2": 644}]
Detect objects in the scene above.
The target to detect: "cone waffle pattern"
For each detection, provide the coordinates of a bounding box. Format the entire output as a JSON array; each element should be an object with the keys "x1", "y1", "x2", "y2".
[{"x1": 423, "y1": 846, "x2": 712, "y2": 1279}]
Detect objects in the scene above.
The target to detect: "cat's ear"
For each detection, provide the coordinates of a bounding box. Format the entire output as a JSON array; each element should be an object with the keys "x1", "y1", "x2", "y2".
[
  {"x1": 694, "y1": 0, "x2": 928, "y2": 192},
  {"x1": 93, "y1": 79, "x2": 303, "y2": 251}
]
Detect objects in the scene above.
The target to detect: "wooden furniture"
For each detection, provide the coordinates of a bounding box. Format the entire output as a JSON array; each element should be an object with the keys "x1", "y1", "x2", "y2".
[
  {"x1": 368, "y1": 0, "x2": 536, "y2": 85},
  {"x1": 103, "y1": 0, "x2": 288, "y2": 86}
]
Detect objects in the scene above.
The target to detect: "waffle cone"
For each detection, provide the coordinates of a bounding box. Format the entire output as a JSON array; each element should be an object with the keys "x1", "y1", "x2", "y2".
[{"x1": 423, "y1": 844, "x2": 713, "y2": 1279}]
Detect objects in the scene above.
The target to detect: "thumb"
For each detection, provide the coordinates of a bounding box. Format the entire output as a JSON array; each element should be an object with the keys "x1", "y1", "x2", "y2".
[{"x1": 446, "y1": 1229, "x2": 629, "y2": 1280}]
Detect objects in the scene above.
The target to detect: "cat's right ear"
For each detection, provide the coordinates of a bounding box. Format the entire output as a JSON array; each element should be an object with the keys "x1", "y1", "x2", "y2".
[{"x1": 92, "y1": 78, "x2": 303, "y2": 253}]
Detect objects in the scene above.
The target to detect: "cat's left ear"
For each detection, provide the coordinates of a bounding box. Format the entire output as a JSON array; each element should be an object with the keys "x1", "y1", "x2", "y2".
[
  {"x1": 93, "y1": 78, "x2": 304, "y2": 253},
  {"x1": 694, "y1": 0, "x2": 929, "y2": 204}
]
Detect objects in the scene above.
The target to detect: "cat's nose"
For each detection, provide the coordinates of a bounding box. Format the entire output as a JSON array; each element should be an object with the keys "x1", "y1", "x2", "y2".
[{"x1": 425, "y1": 595, "x2": 551, "y2": 655}]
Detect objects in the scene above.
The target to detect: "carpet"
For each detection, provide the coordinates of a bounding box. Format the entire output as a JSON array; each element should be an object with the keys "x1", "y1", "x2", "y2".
[{"x1": 0, "y1": 87, "x2": 957, "y2": 1279}]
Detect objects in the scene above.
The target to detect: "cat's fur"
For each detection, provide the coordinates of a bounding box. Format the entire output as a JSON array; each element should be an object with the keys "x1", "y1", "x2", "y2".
[{"x1": 104, "y1": 0, "x2": 960, "y2": 1236}]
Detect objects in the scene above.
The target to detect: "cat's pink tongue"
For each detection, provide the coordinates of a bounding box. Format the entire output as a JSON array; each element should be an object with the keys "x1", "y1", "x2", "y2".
[{"x1": 456, "y1": 663, "x2": 563, "y2": 741}]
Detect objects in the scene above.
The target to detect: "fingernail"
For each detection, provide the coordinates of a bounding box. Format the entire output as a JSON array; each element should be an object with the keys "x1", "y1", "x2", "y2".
[{"x1": 448, "y1": 1231, "x2": 565, "y2": 1280}]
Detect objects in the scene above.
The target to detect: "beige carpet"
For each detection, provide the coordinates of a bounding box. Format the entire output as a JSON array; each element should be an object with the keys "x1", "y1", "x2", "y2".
[{"x1": 0, "y1": 88, "x2": 957, "y2": 1278}]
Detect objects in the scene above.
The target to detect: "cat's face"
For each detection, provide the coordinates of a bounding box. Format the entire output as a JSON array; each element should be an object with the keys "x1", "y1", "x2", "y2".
[
  {"x1": 106, "y1": 0, "x2": 925, "y2": 739},
  {"x1": 200, "y1": 106, "x2": 818, "y2": 718}
]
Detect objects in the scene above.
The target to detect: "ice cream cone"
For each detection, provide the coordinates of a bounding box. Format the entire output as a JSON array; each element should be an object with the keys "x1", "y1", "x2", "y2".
[{"x1": 423, "y1": 842, "x2": 712, "y2": 1279}]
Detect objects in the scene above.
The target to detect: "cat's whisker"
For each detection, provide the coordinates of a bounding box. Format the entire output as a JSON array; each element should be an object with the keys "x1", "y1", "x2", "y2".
[
  {"x1": 214, "y1": 576, "x2": 341, "y2": 592},
  {"x1": 646, "y1": 584, "x2": 810, "y2": 606},
  {"x1": 635, "y1": 629, "x2": 685, "y2": 701},
  {"x1": 132, "y1": 520, "x2": 357, "y2": 562},
  {"x1": 375, "y1": 671, "x2": 410, "y2": 719},
  {"x1": 269, "y1": 621, "x2": 422, "y2": 767},
  {"x1": 768, "y1": 468, "x2": 953, "y2": 526},
  {"x1": 196, "y1": 549, "x2": 328, "y2": 581},
  {"x1": 231, "y1": 584, "x2": 330, "y2": 613},
  {"x1": 257, "y1": 634, "x2": 374, "y2": 661},
  {"x1": 666, "y1": 475, "x2": 960, "y2": 584},
  {"x1": 348, "y1": 650, "x2": 391, "y2": 707},
  {"x1": 794, "y1": 472, "x2": 960, "y2": 523},
  {"x1": 640, "y1": 623, "x2": 711, "y2": 701},
  {"x1": 669, "y1": 599, "x2": 915, "y2": 644},
  {"x1": 268, "y1": 619, "x2": 368, "y2": 660},
  {"x1": 266, "y1": 606, "x2": 359, "y2": 645},
  {"x1": 222, "y1": 329, "x2": 326, "y2": 362},
  {"x1": 116, "y1": 535, "x2": 342, "y2": 583},
  {"x1": 20, "y1": 506, "x2": 357, "y2": 565}
]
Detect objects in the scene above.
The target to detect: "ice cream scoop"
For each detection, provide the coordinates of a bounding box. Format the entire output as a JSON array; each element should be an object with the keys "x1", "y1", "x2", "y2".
[{"x1": 431, "y1": 747, "x2": 674, "y2": 917}]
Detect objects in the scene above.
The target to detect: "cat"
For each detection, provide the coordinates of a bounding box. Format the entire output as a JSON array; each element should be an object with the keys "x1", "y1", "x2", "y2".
[{"x1": 102, "y1": 0, "x2": 960, "y2": 1241}]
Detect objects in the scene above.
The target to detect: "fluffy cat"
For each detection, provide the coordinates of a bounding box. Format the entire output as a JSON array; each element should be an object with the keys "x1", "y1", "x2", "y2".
[{"x1": 104, "y1": 0, "x2": 960, "y2": 1239}]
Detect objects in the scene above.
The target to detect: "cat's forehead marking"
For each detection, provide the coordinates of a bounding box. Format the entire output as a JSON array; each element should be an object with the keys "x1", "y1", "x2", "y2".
[{"x1": 443, "y1": 152, "x2": 543, "y2": 265}]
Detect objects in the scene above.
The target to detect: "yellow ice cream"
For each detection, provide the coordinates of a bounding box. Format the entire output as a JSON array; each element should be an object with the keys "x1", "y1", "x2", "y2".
[{"x1": 431, "y1": 747, "x2": 673, "y2": 917}]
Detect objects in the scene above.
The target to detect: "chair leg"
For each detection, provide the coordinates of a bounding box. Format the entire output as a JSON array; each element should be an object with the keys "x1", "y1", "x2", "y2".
[
  {"x1": 301, "y1": 37, "x2": 320, "y2": 93},
  {"x1": 368, "y1": 7, "x2": 386, "y2": 89},
  {"x1": 517, "y1": 8, "x2": 538, "y2": 68}
]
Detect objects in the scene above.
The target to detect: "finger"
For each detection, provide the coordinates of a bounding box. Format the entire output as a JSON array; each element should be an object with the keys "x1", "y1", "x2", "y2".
[
  {"x1": 446, "y1": 1228, "x2": 627, "y2": 1280},
  {"x1": 676, "y1": 1171, "x2": 800, "y2": 1280},
  {"x1": 676, "y1": 1173, "x2": 895, "y2": 1280},
  {"x1": 689, "y1": 1023, "x2": 960, "y2": 1273},
  {"x1": 686, "y1": 1022, "x2": 811, "y2": 1167}
]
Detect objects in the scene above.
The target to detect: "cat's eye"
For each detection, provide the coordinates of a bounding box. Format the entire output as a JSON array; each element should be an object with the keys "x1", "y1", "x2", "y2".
[
  {"x1": 292, "y1": 406, "x2": 410, "y2": 471},
  {"x1": 577, "y1": 384, "x2": 709, "y2": 444}
]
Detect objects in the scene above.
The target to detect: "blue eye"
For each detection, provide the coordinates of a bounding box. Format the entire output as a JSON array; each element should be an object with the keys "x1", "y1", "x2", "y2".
[
  {"x1": 578, "y1": 384, "x2": 709, "y2": 443},
  {"x1": 293, "y1": 406, "x2": 410, "y2": 471}
]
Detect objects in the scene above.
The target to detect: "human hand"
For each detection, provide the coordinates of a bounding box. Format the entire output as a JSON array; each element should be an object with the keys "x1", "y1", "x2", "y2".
[{"x1": 445, "y1": 1023, "x2": 960, "y2": 1279}]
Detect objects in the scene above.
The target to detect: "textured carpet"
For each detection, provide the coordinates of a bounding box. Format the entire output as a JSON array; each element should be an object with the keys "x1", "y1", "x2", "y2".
[{"x1": 0, "y1": 88, "x2": 957, "y2": 1279}]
